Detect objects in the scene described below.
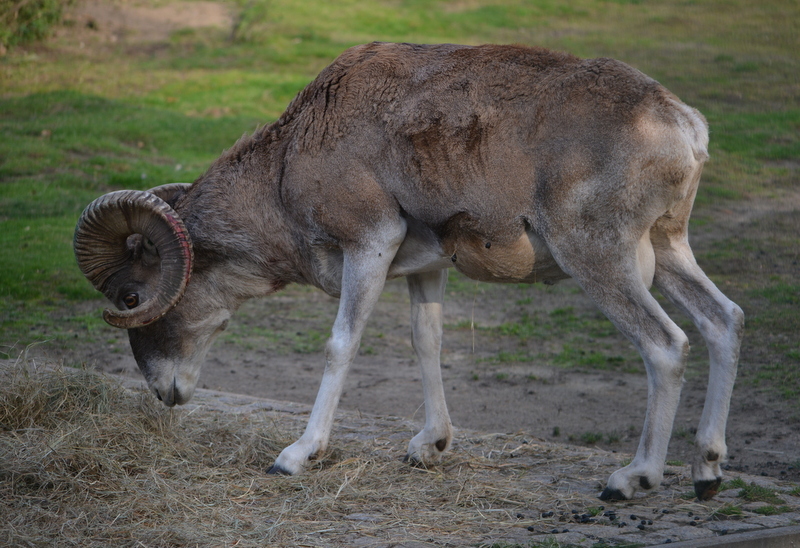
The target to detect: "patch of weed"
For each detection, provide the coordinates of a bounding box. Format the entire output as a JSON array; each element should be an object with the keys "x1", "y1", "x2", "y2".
[
  {"x1": 553, "y1": 344, "x2": 620, "y2": 369},
  {"x1": 480, "y1": 542, "x2": 536, "y2": 548},
  {"x1": 580, "y1": 432, "x2": 603, "y2": 444},
  {"x1": 754, "y1": 505, "x2": 791, "y2": 516},
  {"x1": 591, "y1": 543, "x2": 644, "y2": 548},
  {"x1": 721, "y1": 477, "x2": 747, "y2": 491},
  {"x1": 736, "y1": 482, "x2": 785, "y2": 505},
  {"x1": 713, "y1": 503, "x2": 743, "y2": 517}
]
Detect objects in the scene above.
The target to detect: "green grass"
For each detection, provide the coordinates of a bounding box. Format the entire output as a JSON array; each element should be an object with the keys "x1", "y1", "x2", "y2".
[
  {"x1": 713, "y1": 504, "x2": 744, "y2": 517},
  {"x1": 0, "y1": 90, "x2": 261, "y2": 352},
  {"x1": 0, "y1": 0, "x2": 71, "y2": 49},
  {"x1": 721, "y1": 477, "x2": 747, "y2": 491},
  {"x1": 463, "y1": 303, "x2": 639, "y2": 371},
  {"x1": 754, "y1": 505, "x2": 792, "y2": 516},
  {"x1": 1, "y1": 0, "x2": 798, "y2": 381},
  {"x1": 579, "y1": 432, "x2": 603, "y2": 445},
  {"x1": 736, "y1": 482, "x2": 786, "y2": 505}
]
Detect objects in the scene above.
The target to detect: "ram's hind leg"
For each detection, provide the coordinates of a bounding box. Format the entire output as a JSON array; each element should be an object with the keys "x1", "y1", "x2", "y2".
[
  {"x1": 405, "y1": 269, "x2": 453, "y2": 465},
  {"x1": 545, "y1": 233, "x2": 689, "y2": 500},
  {"x1": 652, "y1": 240, "x2": 744, "y2": 500}
]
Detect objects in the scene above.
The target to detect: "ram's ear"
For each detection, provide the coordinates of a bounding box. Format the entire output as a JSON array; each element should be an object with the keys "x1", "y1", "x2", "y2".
[{"x1": 146, "y1": 183, "x2": 192, "y2": 209}]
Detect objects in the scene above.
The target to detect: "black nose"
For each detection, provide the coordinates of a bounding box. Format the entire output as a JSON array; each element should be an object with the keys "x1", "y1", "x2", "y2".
[{"x1": 155, "y1": 380, "x2": 180, "y2": 407}]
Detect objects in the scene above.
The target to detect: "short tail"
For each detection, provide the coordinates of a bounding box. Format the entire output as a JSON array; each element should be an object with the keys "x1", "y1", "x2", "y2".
[{"x1": 670, "y1": 98, "x2": 709, "y2": 163}]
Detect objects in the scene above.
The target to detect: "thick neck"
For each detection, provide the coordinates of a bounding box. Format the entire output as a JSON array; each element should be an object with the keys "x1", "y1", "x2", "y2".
[{"x1": 177, "y1": 137, "x2": 305, "y2": 298}]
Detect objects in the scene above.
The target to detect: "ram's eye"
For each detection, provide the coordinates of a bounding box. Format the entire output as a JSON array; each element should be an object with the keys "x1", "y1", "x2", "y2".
[{"x1": 123, "y1": 293, "x2": 140, "y2": 309}]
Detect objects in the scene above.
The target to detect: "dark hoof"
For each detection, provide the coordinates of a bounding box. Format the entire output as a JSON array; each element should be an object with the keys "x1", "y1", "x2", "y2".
[
  {"x1": 599, "y1": 487, "x2": 627, "y2": 501},
  {"x1": 402, "y1": 454, "x2": 427, "y2": 469},
  {"x1": 266, "y1": 464, "x2": 292, "y2": 476},
  {"x1": 694, "y1": 478, "x2": 722, "y2": 501}
]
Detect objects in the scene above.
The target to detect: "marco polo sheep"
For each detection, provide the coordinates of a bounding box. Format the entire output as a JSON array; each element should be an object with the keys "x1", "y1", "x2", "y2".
[{"x1": 74, "y1": 42, "x2": 744, "y2": 501}]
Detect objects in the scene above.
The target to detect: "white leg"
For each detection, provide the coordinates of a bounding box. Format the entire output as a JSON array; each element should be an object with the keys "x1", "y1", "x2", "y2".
[
  {"x1": 269, "y1": 224, "x2": 405, "y2": 475},
  {"x1": 405, "y1": 269, "x2": 453, "y2": 465},
  {"x1": 600, "y1": 312, "x2": 689, "y2": 500},
  {"x1": 546, "y1": 237, "x2": 689, "y2": 500},
  {"x1": 653, "y1": 241, "x2": 744, "y2": 499}
]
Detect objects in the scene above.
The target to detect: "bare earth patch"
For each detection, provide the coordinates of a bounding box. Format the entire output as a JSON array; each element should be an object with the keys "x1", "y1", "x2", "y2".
[{"x1": 64, "y1": 0, "x2": 234, "y2": 44}]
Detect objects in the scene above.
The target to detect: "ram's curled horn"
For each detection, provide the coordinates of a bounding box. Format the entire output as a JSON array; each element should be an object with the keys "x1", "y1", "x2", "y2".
[
  {"x1": 146, "y1": 182, "x2": 192, "y2": 208},
  {"x1": 73, "y1": 188, "x2": 194, "y2": 329}
]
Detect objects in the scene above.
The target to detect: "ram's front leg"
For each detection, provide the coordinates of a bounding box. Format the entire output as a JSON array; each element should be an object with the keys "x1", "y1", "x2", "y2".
[
  {"x1": 404, "y1": 269, "x2": 453, "y2": 465},
  {"x1": 267, "y1": 330, "x2": 359, "y2": 475},
  {"x1": 268, "y1": 225, "x2": 405, "y2": 475}
]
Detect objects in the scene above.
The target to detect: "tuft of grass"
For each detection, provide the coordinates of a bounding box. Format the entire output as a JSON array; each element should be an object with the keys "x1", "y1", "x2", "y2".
[
  {"x1": 591, "y1": 543, "x2": 645, "y2": 548},
  {"x1": 721, "y1": 477, "x2": 747, "y2": 491},
  {"x1": 580, "y1": 432, "x2": 604, "y2": 445},
  {"x1": 713, "y1": 504, "x2": 744, "y2": 517},
  {"x1": 606, "y1": 432, "x2": 621, "y2": 444},
  {"x1": 754, "y1": 505, "x2": 791, "y2": 516},
  {"x1": 533, "y1": 540, "x2": 563, "y2": 548},
  {"x1": 480, "y1": 543, "x2": 534, "y2": 548},
  {"x1": 736, "y1": 482, "x2": 785, "y2": 505}
]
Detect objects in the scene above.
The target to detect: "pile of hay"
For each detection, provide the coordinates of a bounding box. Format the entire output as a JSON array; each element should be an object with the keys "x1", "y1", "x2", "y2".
[{"x1": 1, "y1": 360, "x2": 691, "y2": 547}]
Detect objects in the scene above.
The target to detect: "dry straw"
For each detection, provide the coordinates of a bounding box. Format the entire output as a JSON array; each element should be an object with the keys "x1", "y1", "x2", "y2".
[{"x1": 1, "y1": 358, "x2": 690, "y2": 547}]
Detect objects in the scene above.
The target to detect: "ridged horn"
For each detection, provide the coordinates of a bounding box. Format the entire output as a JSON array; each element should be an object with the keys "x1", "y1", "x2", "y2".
[
  {"x1": 146, "y1": 183, "x2": 192, "y2": 208},
  {"x1": 73, "y1": 189, "x2": 194, "y2": 329}
]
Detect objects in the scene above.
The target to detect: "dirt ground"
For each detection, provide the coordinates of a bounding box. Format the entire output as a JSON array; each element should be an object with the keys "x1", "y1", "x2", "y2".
[
  {"x1": 34, "y1": 0, "x2": 800, "y2": 488},
  {"x1": 62, "y1": 0, "x2": 234, "y2": 45}
]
